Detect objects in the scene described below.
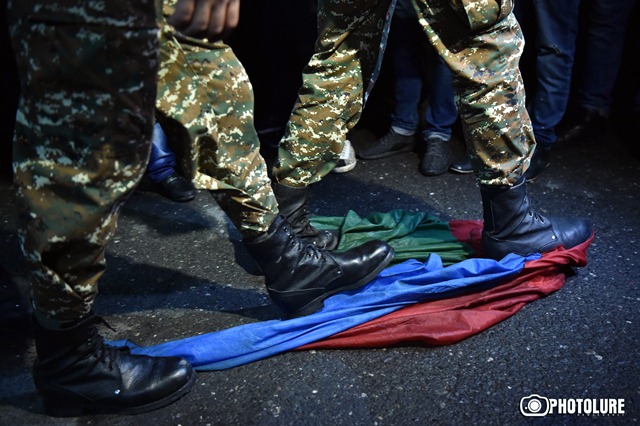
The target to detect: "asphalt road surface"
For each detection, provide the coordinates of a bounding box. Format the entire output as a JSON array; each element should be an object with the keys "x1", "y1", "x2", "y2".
[{"x1": 1, "y1": 131, "x2": 638, "y2": 425}]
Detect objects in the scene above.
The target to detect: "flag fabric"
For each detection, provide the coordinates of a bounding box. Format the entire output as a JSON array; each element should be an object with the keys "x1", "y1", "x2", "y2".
[
  {"x1": 302, "y1": 221, "x2": 590, "y2": 349},
  {"x1": 117, "y1": 210, "x2": 591, "y2": 371},
  {"x1": 312, "y1": 210, "x2": 475, "y2": 265}
]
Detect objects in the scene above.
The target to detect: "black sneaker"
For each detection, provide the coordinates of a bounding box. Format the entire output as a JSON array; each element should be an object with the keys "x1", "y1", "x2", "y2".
[
  {"x1": 556, "y1": 109, "x2": 607, "y2": 147},
  {"x1": 357, "y1": 129, "x2": 415, "y2": 160},
  {"x1": 419, "y1": 137, "x2": 452, "y2": 176}
]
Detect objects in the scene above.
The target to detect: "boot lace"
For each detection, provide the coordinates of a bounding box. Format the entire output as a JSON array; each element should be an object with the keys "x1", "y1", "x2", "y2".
[
  {"x1": 289, "y1": 205, "x2": 320, "y2": 237},
  {"x1": 284, "y1": 224, "x2": 327, "y2": 261},
  {"x1": 86, "y1": 317, "x2": 126, "y2": 370},
  {"x1": 527, "y1": 209, "x2": 546, "y2": 224}
]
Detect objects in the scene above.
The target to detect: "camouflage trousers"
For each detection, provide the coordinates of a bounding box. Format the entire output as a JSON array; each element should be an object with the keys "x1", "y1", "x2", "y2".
[
  {"x1": 274, "y1": 0, "x2": 534, "y2": 187},
  {"x1": 154, "y1": 12, "x2": 278, "y2": 235},
  {"x1": 8, "y1": 0, "x2": 159, "y2": 323}
]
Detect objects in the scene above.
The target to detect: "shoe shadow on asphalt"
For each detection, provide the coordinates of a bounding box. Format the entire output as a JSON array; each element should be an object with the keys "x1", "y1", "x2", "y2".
[
  {"x1": 121, "y1": 191, "x2": 212, "y2": 237},
  {"x1": 98, "y1": 253, "x2": 275, "y2": 319},
  {"x1": 124, "y1": 190, "x2": 263, "y2": 276}
]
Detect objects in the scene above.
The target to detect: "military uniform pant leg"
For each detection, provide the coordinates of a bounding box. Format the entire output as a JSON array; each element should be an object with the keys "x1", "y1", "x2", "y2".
[
  {"x1": 155, "y1": 20, "x2": 278, "y2": 235},
  {"x1": 8, "y1": 0, "x2": 158, "y2": 323},
  {"x1": 274, "y1": 0, "x2": 533, "y2": 187},
  {"x1": 413, "y1": 0, "x2": 535, "y2": 185},
  {"x1": 273, "y1": 0, "x2": 395, "y2": 187}
]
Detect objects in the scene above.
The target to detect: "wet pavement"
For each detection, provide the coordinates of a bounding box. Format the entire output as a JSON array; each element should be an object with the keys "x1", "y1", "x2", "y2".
[{"x1": 1, "y1": 130, "x2": 639, "y2": 425}]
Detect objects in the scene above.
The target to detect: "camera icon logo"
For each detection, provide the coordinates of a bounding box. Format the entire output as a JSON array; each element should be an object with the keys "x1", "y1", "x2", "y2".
[{"x1": 520, "y1": 394, "x2": 550, "y2": 417}]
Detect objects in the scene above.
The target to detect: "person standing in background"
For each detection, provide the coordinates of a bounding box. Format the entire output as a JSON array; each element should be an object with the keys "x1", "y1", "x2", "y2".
[
  {"x1": 358, "y1": 0, "x2": 459, "y2": 177},
  {"x1": 271, "y1": 0, "x2": 592, "y2": 261}
]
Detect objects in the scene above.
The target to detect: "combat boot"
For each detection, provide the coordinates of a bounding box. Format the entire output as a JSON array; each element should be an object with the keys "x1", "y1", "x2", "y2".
[
  {"x1": 244, "y1": 216, "x2": 394, "y2": 317},
  {"x1": 33, "y1": 313, "x2": 195, "y2": 417},
  {"x1": 273, "y1": 183, "x2": 340, "y2": 250},
  {"x1": 481, "y1": 176, "x2": 592, "y2": 260}
]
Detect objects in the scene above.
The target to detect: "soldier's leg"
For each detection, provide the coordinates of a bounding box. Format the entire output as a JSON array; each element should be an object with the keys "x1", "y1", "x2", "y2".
[
  {"x1": 412, "y1": 0, "x2": 532, "y2": 185},
  {"x1": 413, "y1": 0, "x2": 591, "y2": 259},
  {"x1": 155, "y1": 21, "x2": 277, "y2": 235},
  {"x1": 11, "y1": 1, "x2": 157, "y2": 327},
  {"x1": 273, "y1": 0, "x2": 395, "y2": 187},
  {"x1": 9, "y1": 0, "x2": 193, "y2": 415},
  {"x1": 269, "y1": 0, "x2": 395, "y2": 250},
  {"x1": 155, "y1": 19, "x2": 394, "y2": 318}
]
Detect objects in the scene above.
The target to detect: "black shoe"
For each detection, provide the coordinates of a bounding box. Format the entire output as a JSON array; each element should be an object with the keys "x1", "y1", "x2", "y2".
[
  {"x1": 33, "y1": 314, "x2": 195, "y2": 417},
  {"x1": 244, "y1": 216, "x2": 395, "y2": 317},
  {"x1": 449, "y1": 155, "x2": 473, "y2": 174},
  {"x1": 273, "y1": 183, "x2": 339, "y2": 250},
  {"x1": 524, "y1": 146, "x2": 551, "y2": 182},
  {"x1": 481, "y1": 177, "x2": 592, "y2": 260},
  {"x1": 357, "y1": 129, "x2": 415, "y2": 160},
  {"x1": 158, "y1": 173, "x2": 197, "y2": 202},
  {"x1": 556, "y1": 109, "x2": 607, "y2": 147},
  {"x1": 419, "y1": 137, "x2": 452, "y2": 176}
]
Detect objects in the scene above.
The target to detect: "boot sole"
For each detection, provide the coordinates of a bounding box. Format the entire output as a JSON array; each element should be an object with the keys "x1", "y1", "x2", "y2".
[
  {"x1": 289, "y1": 247, "x2": 396, "y2": 318},
  {"x1": 41, "y1": 368, "x2": 197, "y2": 417}
]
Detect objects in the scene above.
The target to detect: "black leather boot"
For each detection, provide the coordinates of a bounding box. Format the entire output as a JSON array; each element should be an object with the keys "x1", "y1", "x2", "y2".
[
  {"x1": 273, "y1": 183, "x2": 339, "y2": 250},
  {"x1": 245, "y1": 216, "x2": 395, "y2": 318},
  {"x1": 481, "y1": 177, "x2": 592, "y2": 260},
  {"x1": 33, "y1": 313, "x2": 195, "y2": 416}
]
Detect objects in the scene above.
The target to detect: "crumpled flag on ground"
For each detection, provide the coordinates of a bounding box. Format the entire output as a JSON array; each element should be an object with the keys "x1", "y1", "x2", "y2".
[
  {"x1": 311, "y1": 210, "x2": 475, "y2": 265},
  {"x1": 118, "y1": 210, "x2": 590, "y2": 371},
  {"x1": 301, "y1": 221, "x2": 591, "y2": 349}
]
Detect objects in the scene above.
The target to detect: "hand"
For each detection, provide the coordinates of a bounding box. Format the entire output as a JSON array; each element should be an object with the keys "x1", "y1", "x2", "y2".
[{"x1": 168, "y1": 0, "x2": 240, "y2": 41}]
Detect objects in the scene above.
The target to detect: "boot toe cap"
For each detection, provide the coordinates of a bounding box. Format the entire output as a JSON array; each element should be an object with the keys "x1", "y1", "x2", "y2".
[
  {"x1": 554, "y1": 217, "x2": 593, "y2": 250},
  {"x1": 338, "y1": 240, "x2": 395, "y2": 281}
]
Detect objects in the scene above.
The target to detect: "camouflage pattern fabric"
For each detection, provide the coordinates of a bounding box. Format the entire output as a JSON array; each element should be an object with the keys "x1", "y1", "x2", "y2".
[
  {"x1": 274, "y1": 0, "x2": 397, "y2": 187},
  {"x1": 155, "y1": 1, "x2": 278, "y2": 235},
  {"x1": 413, "y1": 0, "x2": 533, "y2": 185},
  {"x1": 274, "y1": 0, "x2": 534, "y2": 187},
  {"x1": 8, "y1": 0, "x2": 159, "y2": 323}
]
